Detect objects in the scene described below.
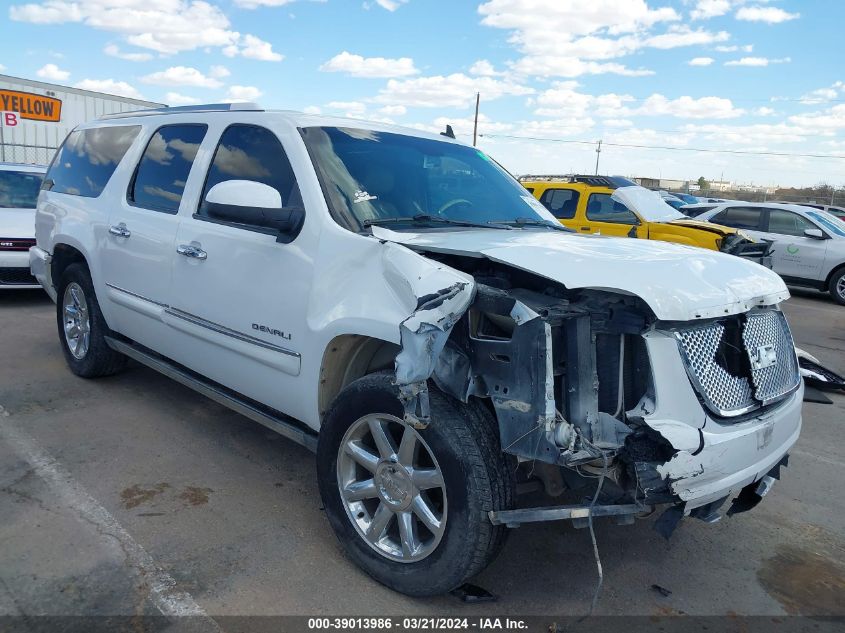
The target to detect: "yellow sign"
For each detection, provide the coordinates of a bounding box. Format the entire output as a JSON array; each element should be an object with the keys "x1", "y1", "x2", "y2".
[{"x1": 0, "y1": 89, "x2": 62, "y2": 122}]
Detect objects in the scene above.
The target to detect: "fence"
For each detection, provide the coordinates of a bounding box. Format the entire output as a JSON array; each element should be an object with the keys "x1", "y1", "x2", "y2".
[
  {"x1": 671, "y1": 188, "x2": 845, "y2": 209},
  {"x1": 0, "y1": 142, "x2": 59, "y2": 166}
]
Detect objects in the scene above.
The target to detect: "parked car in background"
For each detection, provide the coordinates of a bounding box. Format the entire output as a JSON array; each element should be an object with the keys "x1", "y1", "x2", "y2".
[
  {"x1": 697, "y1": 202, "x2": 845, "y2": 305},
  {"x1": 521, "y1": 175, "x2": 769, "y2": 263},
  {"x1": 1, "y1": 162, "x2": 46, "y2": 289},
  {"x1": 668, "y1": 192, "x2": 699, "y2": 205},
  {"x1": 657, "y1": 191, "x2": 686, "y2": 210},
  {"x1": 30, "y1": 105, "x2": 802, "y2": 596},
  {"x1": 770, "y1": 201, "x2": 845, "y2": 221},
  {"x1": 679, "y1": 202, "x2": 719, "y2": 217}
]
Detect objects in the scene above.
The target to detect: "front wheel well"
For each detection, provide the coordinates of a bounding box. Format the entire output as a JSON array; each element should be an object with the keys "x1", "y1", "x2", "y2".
[
  {"x1": 318, "y1": 334, "x2": 400, "y2": 418},
  {"x1": 51, "y1": 244, "x2": 88, "y2": 289}
]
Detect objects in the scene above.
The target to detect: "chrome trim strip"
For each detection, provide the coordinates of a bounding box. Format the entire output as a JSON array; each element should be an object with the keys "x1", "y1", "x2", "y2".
[
  {"x1": 106, "y1": 283, "x2": 168, "y2": 307},
  {"x1": 165, "y1": 307, "x2": 299, "y2": 358}
]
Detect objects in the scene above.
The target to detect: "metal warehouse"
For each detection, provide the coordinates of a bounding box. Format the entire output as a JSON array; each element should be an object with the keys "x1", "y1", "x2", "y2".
[{"x1": 0, "y1": 74, "x2": 163, "y2": 166}]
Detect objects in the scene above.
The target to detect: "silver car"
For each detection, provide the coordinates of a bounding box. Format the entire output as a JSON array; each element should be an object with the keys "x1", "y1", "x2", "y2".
[{"x1": 697, "y1": 202, "x2": 845, "y2": 305}]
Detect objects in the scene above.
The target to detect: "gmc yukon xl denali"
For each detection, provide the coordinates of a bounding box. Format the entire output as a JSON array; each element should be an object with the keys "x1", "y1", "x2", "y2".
[{"x1": 30, "y1": 103, "x2": 803, "y2": 596}]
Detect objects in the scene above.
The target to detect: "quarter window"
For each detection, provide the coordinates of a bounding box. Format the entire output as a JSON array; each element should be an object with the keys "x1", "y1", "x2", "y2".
[
  {"x1": 586, "y1": 193, "x2": 638, "y2": 224},
  {"x1": 766, "y1": 209, "x2": 815, "y2": 237},
  {"x1": 711, "y1": 207, "x2": 764, "y2": 231},
  {"x1": 129, "y1": 124, "x2": 207, "y2": 214},
  {"x1": 198, "y1": 124, "x2": 300, "y2": 224},
  {"x1": 47, "y1": 126, "x2": 141, "y2": 198},
  {"x1": 540, "y1": 188, "x2": 580, "y2": 219}
]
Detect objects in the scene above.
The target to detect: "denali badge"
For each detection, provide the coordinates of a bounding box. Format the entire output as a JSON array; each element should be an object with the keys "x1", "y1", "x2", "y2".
[
  {"x1": 252, "y1": 323, "x2": 291, "y2": 340},
  {"x1": 749, "y1": 343, "x2": 778, "y2": 370}
]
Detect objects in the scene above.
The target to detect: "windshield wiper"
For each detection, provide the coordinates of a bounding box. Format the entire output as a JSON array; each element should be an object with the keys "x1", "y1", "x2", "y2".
[
  {"x1": 364, "y1": 214, "x2": 512, "y2": 230},
  {"x1": 489, "y1": 217, "x2": 573, "y2": 232}
]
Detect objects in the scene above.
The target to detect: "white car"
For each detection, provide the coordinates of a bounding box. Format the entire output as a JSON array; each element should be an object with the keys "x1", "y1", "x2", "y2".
[
  {"x1": 696, "y1": 202, "x2": 845, "y2": 305},
  {"x1": 31, "y1": 104, "x2": 802, "y2": 596},
  {"x1": 1, "y1": 162, "x2": 46, "y2": 289}
]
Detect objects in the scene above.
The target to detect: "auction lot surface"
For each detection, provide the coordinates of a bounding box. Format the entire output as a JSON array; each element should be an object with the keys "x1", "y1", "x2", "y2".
[{"x1": 1, "y1": 288, "x2": 844, "y2": 620}]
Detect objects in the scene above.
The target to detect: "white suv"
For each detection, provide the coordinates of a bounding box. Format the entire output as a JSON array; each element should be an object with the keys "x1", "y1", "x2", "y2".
[
  {"x1": 1, "y1": 162, "x2": 46, "y2": 289},
  {"x1": 31, "y1": 104, "x2": 803, "y2": 596}
]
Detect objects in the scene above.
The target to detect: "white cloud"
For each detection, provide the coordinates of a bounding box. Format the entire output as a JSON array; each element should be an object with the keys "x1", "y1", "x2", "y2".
[
  {"x1": 379, "y1": 104, "x2": 407, "y2": 116},
  {"x1": 320, "y1": 51, "x2": 418, "y2": 78},
  {"x1": 725, "y1": 56, "x2": 791, "y2": 67},
  {"x1": 223, "y1": 34, "x2": 284, "y2": 62},
  {"x1": 302, "y1": 105, "x2": 322, "y2": 114},
  {"x1": 74, "y1": 78, "x2": 145, "y2": 100},
  {"x1": 690, "y1": 0, "x2": 731, "y2": 20},
  {"x1": 223, "y1": 85, "x2": 263, "y2": 102},
  {"x1": 714, "y1": 44, "x2": 753, "y2": 52},
  {"x1": 103, "y1": 44, "x2": 153, "y2": 62},
  {"x1": 36, "y1": 63, "x2": 70, "y2": 81},
  {"x1": 477, "y1": 0, "x2": 741, "y2": 78},
  {"x1": 789, "y1": 104, "x2": 845, "y2": 132},
  {"x1": 372, "y1": 0, "x2": 408, "y2": 10},
  {"x1": 799, "y1": 82, "x2": 845, "y2": 105},
  {"x1": 532, "y1": 81, "x2": 633, "y2": 118},
  {"x1": 0, "y1": 64, "x2": 6, "y2": 72},
  {"x1": 326, "y1": 100, "x2": 367, "y2": 115},
  {"x1": 209, "y1": 65, "x2": 230, "y2": 79},
  {"x1": 8, "y1": 0, "x2": 273, "y2": 56},
  {"x1": 469, "y1": 59, "x2": 503, "y2": 77},
  {"x1": 375, "y1": 73, "x2": 533, "y2": 108},
  {"x1": 637, "y1": 94, "x2": 743, "y2": 119},
  {"x1": 753, "y1": 107, "x2": 776, "y2": 116},
  {"x1": 735, "y1": 6, "x2": 799, "y2": 24},
  {"x1": 234, "y1": 0, "x2": 297, "y2": 7},
  {"x1": 688, "y1": 57, "x2": 715, "y2": 66},
  {"x1": 141, "y1": 66, "x2": 223, "y2": 88},
  {"x1": 165, "y1": 92, "x2": 200, "y2": 105}
]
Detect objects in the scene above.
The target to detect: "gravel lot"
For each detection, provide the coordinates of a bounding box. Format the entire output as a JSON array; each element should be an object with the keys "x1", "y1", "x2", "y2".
[{"x1": 1, "y1": 287, "x2": 843, "y2": 621}]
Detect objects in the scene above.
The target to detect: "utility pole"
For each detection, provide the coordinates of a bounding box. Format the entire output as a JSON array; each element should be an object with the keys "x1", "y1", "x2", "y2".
[
  {"x1": 594, "y1": 139, "x2": 602, "y2": 175},
  {"x1": 472, "y1": 92, "x2": 480, "y2": 147},
  {"x1": 831, "y1": 186, "x2": 836, "y2": 206}
]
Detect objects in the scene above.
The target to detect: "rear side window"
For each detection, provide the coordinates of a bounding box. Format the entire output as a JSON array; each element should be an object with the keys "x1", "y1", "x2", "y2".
[
  {"x1": 198, "y1": 124, "x2": 300, "y2": 222},
  {"x1": 540, "y1": 188, "x2": 580, "y2": 219},
  {"x1": 128, "y1": 124, "x2": 207, "y2": 214},
  {"x1": 47, "y1": 126, "x2": 141, "y2": 198},
  {"x1": 586, "y1": 193, "x2": 638, "y2": 224},
  {"x1": 0, "y1": 170, "x2": 44, "y2": 209},
  {"x1": 766, "y1": 209, "x2": 815, "y2": 237},
  {"x1": 711, "y1": 207, "x2": 764, "y2": 231}
]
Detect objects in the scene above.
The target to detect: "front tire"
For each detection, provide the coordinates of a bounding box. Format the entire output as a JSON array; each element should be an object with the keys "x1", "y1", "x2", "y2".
[
  {"x1": 317, "y1": 374, "x2": 513, "y2": 596},
  {"x1": 830, "y1": 268, "x2": 845, "y2": 306},
  {"x1": 56, "y1": 263, "x2": 126, "y2": 378}
]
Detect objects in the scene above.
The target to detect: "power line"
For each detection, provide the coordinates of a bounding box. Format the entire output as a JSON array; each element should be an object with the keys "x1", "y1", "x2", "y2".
[{"x1": 479, "y1": 133, "x2": 845, "y2": 160}]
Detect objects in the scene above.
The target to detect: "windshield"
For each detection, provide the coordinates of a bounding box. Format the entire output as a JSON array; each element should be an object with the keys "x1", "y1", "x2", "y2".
[
  {"x1": 611, "y1": 186, "x2": 684, "y2": 223},
  {"x1": 807, "y1": 210, "x2": 845, "y2": 237},
  {"x1": 300, "y1": 126, "x2": 558, "y2": 230},
  {"x1": 0, "y1": 170, "x2": 44, "y2": 209}
]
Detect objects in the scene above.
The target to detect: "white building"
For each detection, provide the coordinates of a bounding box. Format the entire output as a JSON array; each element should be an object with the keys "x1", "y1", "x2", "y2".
[{"x1": 0, "y1": 74, "x2": 163, "y2": 165}]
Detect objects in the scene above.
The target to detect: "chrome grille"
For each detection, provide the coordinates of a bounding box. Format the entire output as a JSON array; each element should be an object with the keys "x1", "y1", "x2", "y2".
[
  {"x1": 675, "y1": 310, "x2": 800, "y2": 417},
  {"x1": 742, "y1": 311, "x2": 800, "y2": 404}
]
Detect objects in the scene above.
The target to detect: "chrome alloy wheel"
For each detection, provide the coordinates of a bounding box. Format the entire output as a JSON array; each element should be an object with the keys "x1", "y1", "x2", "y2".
[
  {"x1": 837, "y1": 275, "x2": 845, "y2": 302},
  {"x1": 62, "y1": 282, "x2": 91, "y2": 360},
  {"x1": 337, "y1": 414, "x2": 447, "y2": 563}
]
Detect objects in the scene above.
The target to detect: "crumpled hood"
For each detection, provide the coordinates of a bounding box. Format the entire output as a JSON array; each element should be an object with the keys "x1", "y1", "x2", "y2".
[
  {"x1": 667, "y1": 217, "x2": 740, "y2": 236},
  {"x1": 371, "y1": 226, "x2": 789, "y2": 321}
]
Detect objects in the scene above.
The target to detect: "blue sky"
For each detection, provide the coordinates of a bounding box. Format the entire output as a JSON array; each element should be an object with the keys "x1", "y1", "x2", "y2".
[{"x1": 1, "y1": 0, "x2": 843, "y2": 187}]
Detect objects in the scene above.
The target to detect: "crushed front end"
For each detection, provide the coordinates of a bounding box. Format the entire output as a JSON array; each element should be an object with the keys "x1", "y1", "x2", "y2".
[{"x1": 392, "y1": 256, "x2": 803, "y2": 536}]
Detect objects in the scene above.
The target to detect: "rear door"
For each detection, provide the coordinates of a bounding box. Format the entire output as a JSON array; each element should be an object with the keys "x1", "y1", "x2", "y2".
[
  {"x1": 582, "y1": 191, "x2": 646, "y2": 238},
  {"x1": 166, "y1": 122, "x2": 314, "y2": 415},
  {"x1": 101, "y1": 123, "x2": 208, "y2": 349}
]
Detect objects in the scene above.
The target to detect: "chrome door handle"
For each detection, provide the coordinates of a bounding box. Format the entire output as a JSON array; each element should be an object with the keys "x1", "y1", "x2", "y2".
[
  {"x1": 177, "y1": 244, "x2": 207, "y2": 260},
  {"x1": 108, "y1": 224, "x2": 131, "y2": 238}
]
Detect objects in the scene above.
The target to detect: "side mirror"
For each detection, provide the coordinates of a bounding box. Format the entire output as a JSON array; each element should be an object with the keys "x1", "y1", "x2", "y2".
[
  {"x1": 204, "y1": 180, "x2": 304, "y2": 243},
  {"x1": 803, "y1": 228, "x2": 827, "y2": 240}
]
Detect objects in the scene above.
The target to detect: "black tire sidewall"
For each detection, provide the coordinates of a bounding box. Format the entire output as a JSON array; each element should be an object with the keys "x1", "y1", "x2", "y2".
[
  {"x1": 55, "y1": 263, "x2": 120, "y2": 377},
  {"x1": 831, "y1": 269, "x2": 845, "y2": 306},
  {"x1": 316, "y1": 375, "x2": 489, "y2": 597}
]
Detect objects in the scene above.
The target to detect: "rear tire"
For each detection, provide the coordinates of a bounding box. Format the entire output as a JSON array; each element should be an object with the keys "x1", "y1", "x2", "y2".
[
  {"x1": 830, "y1": 268, "x2": 845, "y2": 306},
  {"x1": 56, "y1": 263, "x2": 126, "y2": 378},
  {"x1": 317, "y1": 373, "x2": 513, "y2": 596}
]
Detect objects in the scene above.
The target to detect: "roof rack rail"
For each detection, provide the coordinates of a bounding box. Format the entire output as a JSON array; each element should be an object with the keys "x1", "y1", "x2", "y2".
[
  {"x1": 99, "y1": 102, "x2": 263, "y2": 120},
  {"x1": 518, "y1": 174, "x2": 635, "y2": 189}
]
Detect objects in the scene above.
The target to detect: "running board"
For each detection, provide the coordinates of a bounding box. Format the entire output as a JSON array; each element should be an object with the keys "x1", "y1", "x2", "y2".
[{"x1": 105, "y1": 336, "x2": 318, "y2": 452}]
